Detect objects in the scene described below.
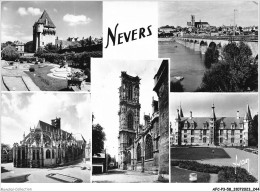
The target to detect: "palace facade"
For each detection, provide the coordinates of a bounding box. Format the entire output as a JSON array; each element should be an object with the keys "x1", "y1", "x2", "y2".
[
  {"x1": 118, "y1": 60, "x2": 169, "y2": 180},
  {"x1": 172, "y1": 104, "x2": 252, "y2": 147},
  {"x1": 13, "y1": 117, "x2": 87, "y2": 168}
]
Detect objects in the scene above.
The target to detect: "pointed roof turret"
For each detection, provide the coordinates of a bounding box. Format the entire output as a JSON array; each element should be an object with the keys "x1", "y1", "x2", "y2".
[
  {"x1": 35, "y1": 10, "x2": 56, "y2": 28},
  {"x1": 210, "y1": 103, "x2": 216, "y2": 120},
  {"x1": 176, "y1": 109, "x2": 181, "y2": 121},
  {"x1": 244, "y1": 104, "x2": 252, "y2": 121},
  {"x1": 179, "y1": 103, "x2": 184, "y2": 117}
]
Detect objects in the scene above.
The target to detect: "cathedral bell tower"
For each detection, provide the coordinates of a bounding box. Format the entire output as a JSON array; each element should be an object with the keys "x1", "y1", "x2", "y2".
[{"x1": 118, "y1": 72, "x2": 141, "y2": 170}]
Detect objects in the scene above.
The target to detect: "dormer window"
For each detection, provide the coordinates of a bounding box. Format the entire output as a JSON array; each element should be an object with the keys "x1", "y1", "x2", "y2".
[
  {"x1": 239, "y1": 123, "x2": 243, "y2": 129},
  {"x1": 220, "y1": 121, "x2": 224, "y2": 129},
  {"x1": 231, "y1": 123, "x2": 235, "y2": 129},
  {"x1": 45, "y1": 19, "x2": 48, "y2": 25},
  {"x1": 203, "y1": 123, "x2": 207, "y2": 129},
  {"x1": 184, "y1": 121, "x2": 188, "y2": 129},
  {"x1": 190, "y1": 123, "x2": 194, "y2": 129}
]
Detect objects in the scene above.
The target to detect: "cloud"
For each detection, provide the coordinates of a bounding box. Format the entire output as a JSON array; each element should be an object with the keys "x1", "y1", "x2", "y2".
[
  {"x1": 53, "y1": 8, "x2": 57, "y2": 12},
  {"x1": 17, "y1": 7, "x2": 41, "y2": 16},
  {"x1": 3, "y1": 7, "x2": 8, "y2": 11},
  {"x1": 63, "y1": 14, "x2": 91, "y2": 26}
]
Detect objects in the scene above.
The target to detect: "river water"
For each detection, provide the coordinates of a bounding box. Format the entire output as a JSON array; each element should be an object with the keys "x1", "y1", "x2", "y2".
[{"x1": 159, "y1": 41, "x2": 205, "y2": 92}]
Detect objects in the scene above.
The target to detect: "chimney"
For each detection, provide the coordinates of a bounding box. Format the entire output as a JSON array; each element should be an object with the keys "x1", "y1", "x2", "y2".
[
  {"x1": 237, "y1": 111, "x2": 240, "y2": 119},
  {"x1": 190, "y1": 111, "x2": 192, "y2": 119}
]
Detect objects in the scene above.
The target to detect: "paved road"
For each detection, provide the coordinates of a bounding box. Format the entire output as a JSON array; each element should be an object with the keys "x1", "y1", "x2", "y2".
[
  {"x1": 1, "y1": 160, "x2": 91, "y2": 183},
  {"x1": 92, "y1": 169, "x2": 159, "y2": 183}
]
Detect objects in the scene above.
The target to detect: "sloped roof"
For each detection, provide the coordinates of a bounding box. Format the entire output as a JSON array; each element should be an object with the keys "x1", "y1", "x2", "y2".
[
  {"x1": 35, "y1": 10, "x2": 56, "y2": 28},
  {"x1": 180, "y1": 117, "x2": 244, "y2": 129}
]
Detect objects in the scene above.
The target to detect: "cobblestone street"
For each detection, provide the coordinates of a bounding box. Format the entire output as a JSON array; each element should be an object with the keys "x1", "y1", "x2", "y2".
[
  {"x1": 1, "y1": 160, "x2": 91, "y2": 183},
  {"x1": 92, "y1": 169, "x2": 160, "y2": 183}
]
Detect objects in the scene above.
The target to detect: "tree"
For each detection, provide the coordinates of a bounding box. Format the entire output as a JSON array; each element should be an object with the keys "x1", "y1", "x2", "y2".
[
  {"x1": 198, "y1": 41, "x2": 258, "y2": 92},
  {"x1": 44, "y1": 43, "x2": 59, "y2": 53},
  {"x1": 92, "y1": 124, "x2": 106, "y2": 156},
  {"x1": 2, "y1": 45, "x2": 20, "y2": 61},
  {"x1": 204, "y1": 43, "x2": 219, "y2": 68},
  {"x1": 170, "y1": 81, "x2": 184, "y2": 92},
  {"x1": 248, "y1": 114, "x2": 258, "y2": 146}
]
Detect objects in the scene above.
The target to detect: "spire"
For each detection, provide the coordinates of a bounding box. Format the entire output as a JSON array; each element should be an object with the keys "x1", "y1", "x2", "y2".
[
  {"x1": 179, "y1": 103, "x2": 184, "y2": 117},
  {"x1": 176, "y1": 109, "x2": 181, "y2": 121},
  {"x1": 247, "y1": 104, "x2": 252, "y2": 121},
  {"x1": 211, "y1": 103, "x2": 216, "y2": 120}
]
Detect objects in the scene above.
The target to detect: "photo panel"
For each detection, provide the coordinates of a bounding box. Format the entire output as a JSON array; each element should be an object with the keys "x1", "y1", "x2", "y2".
[
  {"x1": 170, "y1": 93, "x2": 258, "y2": 183},
  {"x1": 1, "y1": 92, "x2": 92, "y2": 183},
  {"x1": 158, "y1": 1, "x2": 258, "y2": 92},
  {"x1": 1, "y1": 1, "x2": 103, "y2": 92},
  {"x1": 91, "y1": 58, "x2": 169, "y2": 183}
]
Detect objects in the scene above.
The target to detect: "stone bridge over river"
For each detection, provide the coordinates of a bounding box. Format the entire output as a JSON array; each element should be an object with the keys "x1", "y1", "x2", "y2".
[{"x1": 176, "y1": 35, "x2": 258, "y2": 58}]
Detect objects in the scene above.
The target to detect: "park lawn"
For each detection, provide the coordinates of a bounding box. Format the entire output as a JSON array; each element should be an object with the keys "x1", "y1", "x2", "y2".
[
  {"x1": 171, "y1": 147, "x2": 231, "y2": 160},
  {"x1": 24, "y1": 64, "x2": 69, "y2": 91},
  {"x1": 171, "y1": 166, "x2": 210, "y2": 183}
]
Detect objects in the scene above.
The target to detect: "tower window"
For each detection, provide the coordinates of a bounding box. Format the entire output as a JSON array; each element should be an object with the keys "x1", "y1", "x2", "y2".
[
  {"x1": 46, "y1": 149, "x2": 51, "y2": 159},
  {"x1": 145, "y1": 135, "x2": 153, "y2": 160},
  {"x1": 137, "y1": 143, "x2": 141, "y2": 162},
  {"x1": 127, "y1": 114, "x2": 133, "y2": 130},
  {"x1": 128, "y1": 85, "x2": 133, "y2": 100}
]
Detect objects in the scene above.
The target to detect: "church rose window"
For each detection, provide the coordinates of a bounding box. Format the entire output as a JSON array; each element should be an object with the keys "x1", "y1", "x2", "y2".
[
  {"x1": 137, "y1": 143, "x2": 141, "y2": 162},
  {"x1": 145, "y1": 135, "x2": 153, "y2": 160},
  {"x1": 127, "y1": 114, "x2": 133, "y2": 130},
  {"x1": 46, "y1": 149, "x2": 51, "y2": 159}
]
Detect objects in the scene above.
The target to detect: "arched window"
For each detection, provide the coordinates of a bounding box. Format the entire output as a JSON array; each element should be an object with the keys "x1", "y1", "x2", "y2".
[
  {"x1": 46, "y1": 149, "x2": 51, "y2": 159},
  {"x1": 127, "y1": 151, "x2": 131, "y2": 164},
  {"x1": 128, "y1": 85, "x2": 133, "y2": 100},
  {"x1": 36, "y1": 150, "x2": 40, "y2": 160},
  {"x1": 129, "y1": 138, "x2": 132, "y2": 146},
  {"x1": 137, "y1": 143, "x2": 141, "y2": 162},
  {"x1": 145, "y1": 135, "x2": 153, "y2": 160},
  {"x1": 127, "y1": 114, "x2": 133, "y2": 130},
  {"x1": 33, "y1": 150, "x2": 36, "y2": 160},
  {"x1": 52, "y1": 149, "x2": 55, "y2": 159}
]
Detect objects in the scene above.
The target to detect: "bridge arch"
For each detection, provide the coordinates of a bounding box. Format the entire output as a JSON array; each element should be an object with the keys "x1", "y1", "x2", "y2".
[{"x1": 209, "y1": 42, "x2": 217, "y2": 49}]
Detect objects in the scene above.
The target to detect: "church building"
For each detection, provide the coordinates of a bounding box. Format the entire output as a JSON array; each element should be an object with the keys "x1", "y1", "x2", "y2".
[
  {"x1": 118, "y1": 60, "x2": 169, "y2": 181},
  {"x1": 13, "y1": 117, "x2": 87, "y2": 168},
  {"x1": 172, "y1": 104, "x2": 252, "y2": 147}
]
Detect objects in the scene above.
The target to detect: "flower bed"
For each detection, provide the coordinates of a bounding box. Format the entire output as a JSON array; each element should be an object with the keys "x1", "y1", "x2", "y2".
[{"x1": 171, "y1": 160, "x2": 257, "y2": 183}]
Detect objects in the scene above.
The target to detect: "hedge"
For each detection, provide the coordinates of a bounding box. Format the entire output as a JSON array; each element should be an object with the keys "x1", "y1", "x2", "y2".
[
  {"x1": 34, "y1": 51, "x2": 101, "y2": 69},
  {"x1": 172, "y1": 160, "x2": 257, "y2": 183}
]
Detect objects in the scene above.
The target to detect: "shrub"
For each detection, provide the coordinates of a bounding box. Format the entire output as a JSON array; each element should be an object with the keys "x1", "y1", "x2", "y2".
[
  {"x1": 35, "y1": 61, "x2": 38, "y2": 64},
  {"x1": 170, "y1": 81, "x2": 184, "y2": 92},
  {"x1": 2, "y1": 45, "x2": 20, "y2": 61},
  {"x1": 218, "y1": 167, "x2": 257, "y2": 183},
  {"x1": 20, "y1": 60, "x2": 24, "y2": 64},
  {"x1": 174, "y1": 160, "x2": 257, "y2": 183},
  {"x1": 29, "y1": 67, "x2": 35, "y2": 72}
]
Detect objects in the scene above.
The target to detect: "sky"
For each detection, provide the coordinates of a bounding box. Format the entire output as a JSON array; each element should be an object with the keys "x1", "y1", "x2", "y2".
[
  {"x1": 1, "y1": 93, "x2": 91, "y2": 146},
  {"x1": 91, "y1": 59, "x2": 163, "y2": 159},
  {"x1": 170, "y1": 93, "x2": 258, "y2": 131},
  {"x1": 1, "y1": 1, "x2": 102, "y2": 43},
  {"x1": 159, "y1": 1, "x2": 258, "y2": 27}
]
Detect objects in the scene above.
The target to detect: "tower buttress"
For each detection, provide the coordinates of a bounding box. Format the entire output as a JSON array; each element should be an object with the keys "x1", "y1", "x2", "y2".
[{"x1": 118, "y1": 72, "x2": 140, "y2": 170}]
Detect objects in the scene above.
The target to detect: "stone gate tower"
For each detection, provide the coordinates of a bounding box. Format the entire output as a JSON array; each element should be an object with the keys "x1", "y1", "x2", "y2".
[
  {"x1": 33, "y1": 10, "x2": 56, "y2": 52},
  {"x1": 118, "y1": 72, "x2": 141, "y2": 170}
]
